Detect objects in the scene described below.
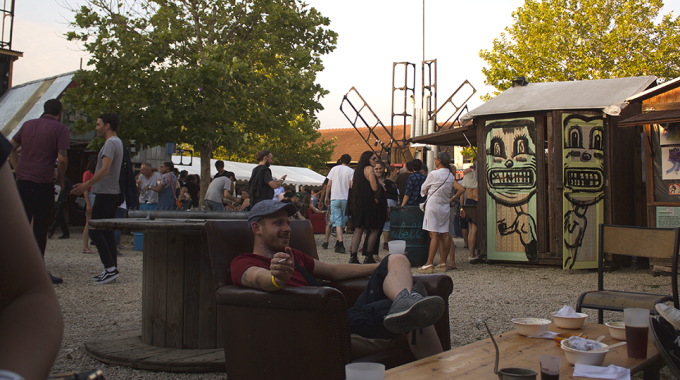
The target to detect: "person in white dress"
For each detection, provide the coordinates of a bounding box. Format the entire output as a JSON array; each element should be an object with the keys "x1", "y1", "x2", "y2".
[{"x1": 417, "y1": 152, "x2": 463, "y2": 273}]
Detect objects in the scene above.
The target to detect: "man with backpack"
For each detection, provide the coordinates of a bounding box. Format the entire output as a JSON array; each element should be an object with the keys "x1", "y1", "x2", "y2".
[{"x1": 72, "y1": 113, "x2": 124, "y2": 284}]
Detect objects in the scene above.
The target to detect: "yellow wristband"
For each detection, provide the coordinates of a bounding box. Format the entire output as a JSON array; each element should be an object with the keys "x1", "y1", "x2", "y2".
[{"x1": 271, "y1": 275, "x2": 284, "y2": 289}]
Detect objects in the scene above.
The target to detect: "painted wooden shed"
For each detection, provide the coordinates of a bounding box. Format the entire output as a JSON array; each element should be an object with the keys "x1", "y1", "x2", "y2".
[
  {"x1": 412, "y1": 76, "x2": 656, "y2": 268},
  {"x1": 619, "y1": 77, "x2": 680, "y2": 273}
]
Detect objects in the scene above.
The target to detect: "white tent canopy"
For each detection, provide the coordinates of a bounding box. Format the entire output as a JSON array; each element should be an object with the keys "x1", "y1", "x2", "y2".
[{"x1": 171, "y1": 155, "x2": 326, "y2": 187}]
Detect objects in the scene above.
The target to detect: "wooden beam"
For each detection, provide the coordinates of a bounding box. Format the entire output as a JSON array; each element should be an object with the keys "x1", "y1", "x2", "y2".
[{"x1": 643, "y1": 102, "x2": 680, "y2": 112}]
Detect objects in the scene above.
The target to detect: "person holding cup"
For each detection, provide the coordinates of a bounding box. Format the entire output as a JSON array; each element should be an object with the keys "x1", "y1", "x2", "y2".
[{"x1": 231, "y1": 200, "x2": 447, "y2": 360}]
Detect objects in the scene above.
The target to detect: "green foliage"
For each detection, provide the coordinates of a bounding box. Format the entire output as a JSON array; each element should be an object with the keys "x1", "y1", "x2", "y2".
[
  {"x1": 203, "y1": 115, "x2": 334, "y2": 172},
  {"x1": 64, "y1": 0, "x2": 337, "y2": 164},
  {"x1": 461, "y1": 146, "x2": 477, "y2": 161},
  {"x1": 479, "y1": 0, "x2": 680, "y2": 100}
]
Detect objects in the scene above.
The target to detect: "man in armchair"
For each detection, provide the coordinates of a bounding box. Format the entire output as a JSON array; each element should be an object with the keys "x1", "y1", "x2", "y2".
[{"x1": 231, "y1": 200, "x2": 446, "y2": 359}]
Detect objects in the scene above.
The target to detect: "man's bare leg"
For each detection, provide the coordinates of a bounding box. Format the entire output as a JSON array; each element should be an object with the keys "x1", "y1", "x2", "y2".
[
  {"x1": 336, "y1": 225, "x2": 344, "y2": 243},
  {"x1": 407, "y1": 326, "x2": 443, "y2": 359},
  {"x1": 324, "y1": 224, "x2": 332, "y2": 245},
  {"x1": 382, "y1": 254, "x2": 413, "y2": 300},
  {"x1": 382, "y1": 254, "x2": 444, "y2": 358}
]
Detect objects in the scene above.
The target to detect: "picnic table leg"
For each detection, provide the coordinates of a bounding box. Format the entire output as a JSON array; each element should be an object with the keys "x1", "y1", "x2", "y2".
[{"x1": 642, "y1": 357, "x2": 663, "y2": 380}]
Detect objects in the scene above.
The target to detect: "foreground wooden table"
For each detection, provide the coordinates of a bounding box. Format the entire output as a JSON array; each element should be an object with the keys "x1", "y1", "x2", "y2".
[{"x1": 385, "y1": 323, "x2": 661, "y2": 379}]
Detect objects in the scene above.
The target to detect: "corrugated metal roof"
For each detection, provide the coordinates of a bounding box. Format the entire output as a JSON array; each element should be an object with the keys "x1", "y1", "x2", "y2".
[
  {"x1": 467, "y1": 76, "x2": 657, "y2": 118},
  {"x1": 0, "y1": 71, "x2": 75, "y2": 139}
]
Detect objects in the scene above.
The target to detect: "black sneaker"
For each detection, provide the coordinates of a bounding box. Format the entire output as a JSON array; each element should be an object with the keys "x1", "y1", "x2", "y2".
[
  {"x1": 363, "y1": 255, "x2": 376, "y2": 264},
  {"x1": 57, "y1": 234, "x2": 70, "y2": 239},
  {"x1": 335, "y1": 241, "x2": 346, "y2": 253},
  {"x1": 349, "y1": 254, "x2": 360, "y2": 264},
  {"x1": 49, "y1": 272, "x2": 63, "y2": 284},
  {"x1": 383, "y1": 288, "x2": 445, "y2": 334},
  {"x1": 321, "y1": 242, "x2": 329, "y2": 249},
  {"x1": 94, "y1": 269, "x2": 120, "y2": 284}
]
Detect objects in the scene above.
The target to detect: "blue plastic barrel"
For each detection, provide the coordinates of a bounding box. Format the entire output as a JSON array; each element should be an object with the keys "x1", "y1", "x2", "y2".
[
  {"x1": 389, "y1": 206, "x2": 428, "y2": 267},
  {"x1": 133, "y1": 232, "x2": 144, "y2": 251}
]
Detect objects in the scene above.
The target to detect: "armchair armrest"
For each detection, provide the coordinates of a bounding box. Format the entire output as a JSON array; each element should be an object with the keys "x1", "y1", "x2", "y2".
[{"x1": 215, "y1": 285, "x2": 352, "y2": 380}]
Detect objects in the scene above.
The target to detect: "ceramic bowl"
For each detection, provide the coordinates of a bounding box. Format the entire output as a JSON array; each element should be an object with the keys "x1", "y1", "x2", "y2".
[
  {"x1": 555, "y1": 332, "x2": 588, "y2": 346},
  {"x1": 511, "y1": 318, "x2": 552, "y2": 336},
  {"x1": 561, "y1": 339, "x2": 610, "y2": 366},
  {"x1": 551, "y1": 312, "x2": 588, "y2": 329},
  {"x1": 605, "y1": 322, "x2": 626, "y2": 340}
]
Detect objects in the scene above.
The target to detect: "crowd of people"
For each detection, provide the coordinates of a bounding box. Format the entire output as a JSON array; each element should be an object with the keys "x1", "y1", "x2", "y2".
[{"x1": 316, "y1": 150, "x2": 480, "y2": 272}]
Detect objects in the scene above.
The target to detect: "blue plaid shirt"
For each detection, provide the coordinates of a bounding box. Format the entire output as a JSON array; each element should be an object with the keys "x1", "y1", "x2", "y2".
[{"x1": 404, "y1": 171, "x2": 427, "y2": 205}]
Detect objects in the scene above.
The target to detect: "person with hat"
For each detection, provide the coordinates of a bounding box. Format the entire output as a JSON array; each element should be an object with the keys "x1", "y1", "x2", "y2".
[{"x1": 230, "y1": 200, "x2": 446, "y2": 359}]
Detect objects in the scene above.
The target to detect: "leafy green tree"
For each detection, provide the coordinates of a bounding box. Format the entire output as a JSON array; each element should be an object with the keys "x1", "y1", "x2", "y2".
[
  {"x1": 479, "y1": 0, "x2": 680, "y2": 100},
  {"x1": 207, "y1": 115, "x2": 335, "y2": 172},
  {"x1": 64, "y1": 0, "x2": 337, "y2": 202}
]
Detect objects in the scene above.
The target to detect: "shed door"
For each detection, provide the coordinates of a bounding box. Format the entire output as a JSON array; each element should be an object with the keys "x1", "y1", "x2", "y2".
[
  {"x1": 485, "y1": 117, "x2": 538, "y2": 262},
  {"x1": 562, "y1": 113, "x2": 604, "y2": 269}
]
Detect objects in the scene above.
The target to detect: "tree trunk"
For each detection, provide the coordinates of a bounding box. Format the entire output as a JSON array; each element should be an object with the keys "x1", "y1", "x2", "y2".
[{"x1": 200, "y1": 141, "x2": 212, "y2": 208}]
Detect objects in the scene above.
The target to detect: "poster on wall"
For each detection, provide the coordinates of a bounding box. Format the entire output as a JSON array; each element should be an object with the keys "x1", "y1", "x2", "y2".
[
  {"x1": 562, "y1": 113, "x2": 604, "y2": 270},
  {"x1": 661, "y1": 146, "x2": 680, "y2": 180},
  {"x1": 485, "y1": 117, "x2": 537, "y2": 262},
  {"x1": 656, "y1": 207, "x2": 680, "y2": 228},
  {"x1": 659, "y1": 123, "x2": 680, "y2": 146}
]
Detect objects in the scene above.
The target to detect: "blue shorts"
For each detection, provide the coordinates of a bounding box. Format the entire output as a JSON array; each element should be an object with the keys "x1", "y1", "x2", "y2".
[{"x1": 330, "y1": 199, "x2": 348, "y2": 228}]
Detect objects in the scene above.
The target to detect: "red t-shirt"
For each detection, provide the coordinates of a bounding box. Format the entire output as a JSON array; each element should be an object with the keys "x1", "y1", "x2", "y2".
[
  {"x1": 231, "y1": 248, "x2": 315, "y2": 287},
  {"x1": 13, "y1": 115, "x2": 70, "y2": 184},
  {"x1": 83, "y1": 170, "x2": 94, "y2": 192}
]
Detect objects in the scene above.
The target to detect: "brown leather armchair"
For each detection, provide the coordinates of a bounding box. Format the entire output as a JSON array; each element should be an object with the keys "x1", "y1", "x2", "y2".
[{"x1": 206, "y1": 219, "x2": 453, "y2": 380}]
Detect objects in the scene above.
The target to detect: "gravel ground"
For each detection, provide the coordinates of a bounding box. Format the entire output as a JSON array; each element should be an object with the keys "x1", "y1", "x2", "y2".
[{"x1": 44, "y1": 229, "x2": 676, "y2": 379}]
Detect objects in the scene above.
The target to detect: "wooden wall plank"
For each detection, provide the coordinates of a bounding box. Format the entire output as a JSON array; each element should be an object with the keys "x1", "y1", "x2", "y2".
[
  {"x1": 152, "y1": 232, "x2": 168, "y2": 347},
  {"x1": 476, "y1": 118, "x2": 487, "y2": 257},
  {"x1": 551, "y1": 112, "x2": 564, "y2": 265},
  {"x1": 182, "y1": 235, "x2": 201, "y2": 349},
  {"x1": 165, "y1": 234, "x2": 185, "y2": 349},
  {"x1": 141, "y1": 232, "x2": 154, "y2": 345},
  {"x1": 198, "y1": 234, "x2": 217, "y2": 349},
  {"x1": 535, "y1": 115, "x2": 548, "y2": 255}
]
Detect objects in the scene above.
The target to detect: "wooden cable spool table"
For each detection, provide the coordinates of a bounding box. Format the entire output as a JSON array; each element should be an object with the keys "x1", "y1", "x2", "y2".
[{"x1": 85, "y1": 218, "x2": 231, "y2": 372}]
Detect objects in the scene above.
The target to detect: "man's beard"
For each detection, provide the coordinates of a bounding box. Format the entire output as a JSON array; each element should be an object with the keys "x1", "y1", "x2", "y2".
[
  {"x1": 261, "y1": 226, "x2": 289, "y2": 252},
  {"x1": 265, "y1": 161, "x2": 271, "y2": 168}
]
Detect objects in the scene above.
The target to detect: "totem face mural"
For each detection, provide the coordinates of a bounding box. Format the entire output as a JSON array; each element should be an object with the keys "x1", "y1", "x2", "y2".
[
  {"x1": 485, "y1": 118, "x2": 538, "y2": 262},
  {"x1": 562, "y1": 114, "x2": 604, "y2": 269}
]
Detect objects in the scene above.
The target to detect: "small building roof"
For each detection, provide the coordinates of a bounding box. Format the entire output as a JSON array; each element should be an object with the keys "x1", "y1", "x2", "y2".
[
  {"x1": 0, "y1": 71, "x2": 76, "y2": 139},
  {"x1": 318, "y1": 125, "x2": 412, "y2": 163},
  {"x1": 625, "y1": 76, "x2": 680, "y2": 102},
  {"x1": 466, "y1": 76, "x2": 657, "y2": 119}
]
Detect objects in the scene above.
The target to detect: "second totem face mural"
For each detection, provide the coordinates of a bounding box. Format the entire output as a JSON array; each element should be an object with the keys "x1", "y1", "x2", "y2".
[
  {"x1": 485, "y1": 118, "x2": 538, "y2": 262},
  {"x1": 562, "y1": 114, "x2": 604, "y2": 269}
]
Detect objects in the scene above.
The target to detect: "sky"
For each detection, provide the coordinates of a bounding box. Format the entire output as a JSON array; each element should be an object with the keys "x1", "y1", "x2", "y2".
[{"x1": 9, "y1": 0, "x2": 680, "y2": 131}]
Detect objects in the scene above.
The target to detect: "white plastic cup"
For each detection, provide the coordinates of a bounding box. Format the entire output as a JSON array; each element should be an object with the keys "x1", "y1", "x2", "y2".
[
  {"x1": 388, "y1": 240, "x2": 406, "y2": 255},
  {"x1": 540, "y1": 354, "x2": 560, "y2": 379},
  {"x1": 345, "y1": 362, "x2": 385, "y2": 380},
  {"x1": 624, "y1": 308, "x2": 649, "y2": 359}
]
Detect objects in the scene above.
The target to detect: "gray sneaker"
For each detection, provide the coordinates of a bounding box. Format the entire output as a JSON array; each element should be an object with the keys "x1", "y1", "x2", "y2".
[{"x1": 383, "y1": 288, "x2": 445, "y2": 334}]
